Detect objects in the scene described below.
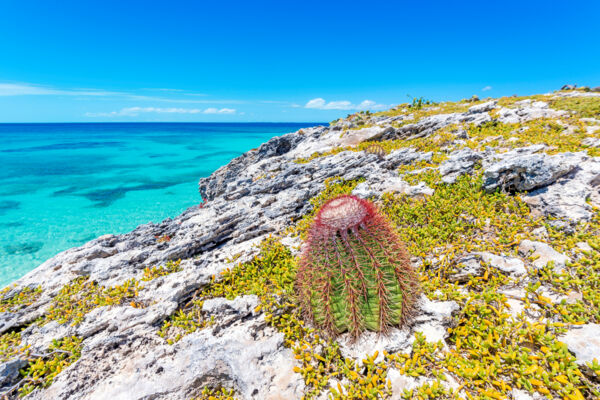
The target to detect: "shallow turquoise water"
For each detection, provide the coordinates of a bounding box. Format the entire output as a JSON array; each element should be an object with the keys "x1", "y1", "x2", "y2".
[{"x1": 0, "y1": 123, "x2": 317, "y2": 287}]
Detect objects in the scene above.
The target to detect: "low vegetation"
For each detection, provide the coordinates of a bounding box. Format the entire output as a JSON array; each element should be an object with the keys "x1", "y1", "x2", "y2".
[
  {"x1": 18, "y1": 336, "x2": 83, "y2": 397},
  {"x1": 550, "y1": 96, "x2": 600, "y2": 119},
  {"x1": 196, "y1": 169, "x2": 599, "y2": 398},
  {"x1": 142, "y1": 259, "x2": 182, "y2": 281},
  {"x1": 44, "y1": 277, "x2": 143, "y2": 325},
  {"x1": 2, "y1": 89, "x2": 599, "y2": 399},
  {"x1": 0, "y1": 286, "x2": 42, "y2": 313}
]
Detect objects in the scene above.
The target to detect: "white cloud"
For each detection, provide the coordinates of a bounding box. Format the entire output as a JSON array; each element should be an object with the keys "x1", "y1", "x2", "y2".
[
  {"x1": 482, "y1": 86, "x2": 492, "y2": 92},
  {"x1": 86, "y1": 106, "x2": 236, "y2": 117},
  {"x1": 323, "y1": 101, "x2": 353, "y2": 110},
  {"x1": 203, "y1": 107, "x2": 236, "y2": 114},
  {"x1": 305, "y1": 98, "x2": 327, "y2": 109},
  {"x1": 358, "y1": 100, "x2": 377, "y2": 108},
  {"x1": 304, "y1": 97, "x2": 386, "y2": 111}
]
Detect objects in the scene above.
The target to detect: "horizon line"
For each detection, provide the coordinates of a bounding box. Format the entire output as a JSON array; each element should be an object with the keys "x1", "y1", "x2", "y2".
[{"x1": 0, "y1": 121, "x2": 327, "y2": 125}]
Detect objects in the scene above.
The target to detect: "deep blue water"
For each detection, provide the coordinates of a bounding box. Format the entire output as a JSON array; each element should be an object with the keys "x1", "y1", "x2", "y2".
[{"x1": 0, "y1": 122, "x2": 318, "y2": 287}]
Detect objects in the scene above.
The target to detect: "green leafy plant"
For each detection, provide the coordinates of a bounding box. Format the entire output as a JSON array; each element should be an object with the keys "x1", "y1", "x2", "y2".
[
  {"x1": 193, "y1": 386, "x2": 238, "y2": 400},
  {"x1": 44, "y1": 277, "x2": 142, "y2": 325},
  {"x1": 142, "y1": 259, "x2": 182, "y2": 281},
  {"x1": 296, "y1": 195, "x2": 420, "y2": 339},
  {"x1": 407, "y1": 95, "x2": 434, "y2": 110},
  {"x1": 0, "y1": 286, "x2": 42, "y2": 313},
  {"x1": 17, "y1": 336, "x2": 83, "y2": 397},
  {"x1": 0, "y1": 331, "x2": 26, "y2": 362}
]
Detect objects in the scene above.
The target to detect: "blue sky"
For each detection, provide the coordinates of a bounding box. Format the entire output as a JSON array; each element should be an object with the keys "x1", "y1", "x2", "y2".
[{"x1": 0, "y1": 0, "x2": 598, "y2": 122}]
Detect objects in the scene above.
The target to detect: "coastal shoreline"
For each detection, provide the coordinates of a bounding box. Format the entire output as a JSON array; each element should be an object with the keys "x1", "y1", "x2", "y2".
[{"x1": 1, "y1": 90, "x2": 600, "y2": 399}]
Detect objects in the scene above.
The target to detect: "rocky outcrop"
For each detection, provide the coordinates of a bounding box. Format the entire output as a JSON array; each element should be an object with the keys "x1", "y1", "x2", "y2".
[
  {"x1": 449, "y1": 252, "x2": 527, "y2": 283},
  {"x1": 31, "y1": 296, "x2": 304, "y2": 400},
  {"x1": 525, "y1": 157, "x2": 600, "y2": 222},
  {"x1": 385, "y1": 101, "x2": 494, "y2": 141},
  {"x1": 495, "y1": 100, "x2": 567, "y2": 124},
  {"x1": 439, "y1": 148, "x2": 483, "y2": 184},
  {"x1": 0, "y1": 124, "x2": 450, "y2": 400},
  {"x1": 2, "y1": 90, "x2": 599, "y2": 399},
  {"x1": 518, "y1": 240, "x2": 571, "y2": 271},
  {"x1": 560, "y1": 324, "x2": 600, "y2": 366},
  {"x1": 483, "y1": 150, "x2": 581, "y2": 193}
]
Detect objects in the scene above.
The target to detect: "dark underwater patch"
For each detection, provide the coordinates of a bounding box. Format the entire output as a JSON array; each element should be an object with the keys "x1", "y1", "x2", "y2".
[
  {"x1": 0, "y1": 184, "x2": 39, "y2": 196},
  {"x1": 81, "y1": 181, "x2": 178, "y2": 207},
  {"x1": 0, "y1": 200, "x2": 20, "y2": 215},
  {"x1": 82, "y1": 187, "x2": 128, "y2": 208},
  {"x1": 193, "y1": 150, "x2": 241, "y2": 160},
  {"x1": 52, "y1": 186, "x2": 81, "y2": 196},
  {"x1": 134, "y1": 182, "x2": 177, "y2": 191},
  {"x1": 185, "y1": 143, "x2": 220, "y2": 151},
  {"x1": 148, "y1": 153, "x2": 177, "y2": 159},
  {"x1": 1, "y1": 154, "x2": 121, "y2": 179},
  {"x1": 4, "y1": 241, "x2": 43, "y2": 255},
  {"x1": 2, "y1": 141, "x2": 124, "y2": 153},
  {"x1": 0, "y1": 221, "x2": 24, "y2": 228}
]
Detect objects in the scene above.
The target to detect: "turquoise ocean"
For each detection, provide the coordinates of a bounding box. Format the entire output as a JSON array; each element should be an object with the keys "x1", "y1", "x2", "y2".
[{"x1": 0, "y1": 123, "x2": 317, "y2": 287}]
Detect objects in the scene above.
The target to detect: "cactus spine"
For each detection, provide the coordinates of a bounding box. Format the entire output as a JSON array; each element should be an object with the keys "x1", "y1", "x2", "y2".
[{"x1": 296, "y1": 195, "x2": 419, "y2": 339}]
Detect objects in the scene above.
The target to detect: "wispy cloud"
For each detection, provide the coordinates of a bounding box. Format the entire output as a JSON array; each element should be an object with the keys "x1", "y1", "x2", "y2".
[
  {"x1": 203, "y1": 107, "x2": 236, "y2": 114},
  {"x1": 142, "y1": 88, "x2": 185, "y2": 92},
  {"x1": 85, "y1": 106, "x2": 236, "y2": 117},
  {"x1": 0, "y1": 82, "x2": 119, "y2": 97},
  {"x1": 482, "y1": 86, "x2": 492, "y2": 92},
  {"x1": 0, "y1": 82, "x2": 241, "y2": 104},
  {"x1": 304, "y1": 98, "x2": 387, "y2": 111}
]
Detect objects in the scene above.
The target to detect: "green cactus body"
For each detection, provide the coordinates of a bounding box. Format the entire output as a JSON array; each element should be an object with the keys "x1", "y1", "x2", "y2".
[{"x1": 296, "y1": 195, "x2": 419, "y2": 339}]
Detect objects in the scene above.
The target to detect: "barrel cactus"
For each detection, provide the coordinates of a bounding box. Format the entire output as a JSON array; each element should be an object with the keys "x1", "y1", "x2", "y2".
[{"x1": 296, "y1": 194, "x2": 419, "y2": 339}]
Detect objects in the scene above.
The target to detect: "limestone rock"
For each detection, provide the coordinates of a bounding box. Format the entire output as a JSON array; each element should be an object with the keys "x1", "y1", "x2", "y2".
[
  {"x1": 387, "y1": 369, "x2": 429, "y2": 398},
  {"x1": 450, "y1": 252, "x2": 526, "y2": 283},
  {"x1": 352, "y1": 176, "x2": 433, "y2": 199},
  {"x1": 29, "y1": 297, "x2": 304, "y2": 400},
  {"x1": 467, "y1": 100, "x2": 496, "y2": 114},
  {"x1": 390, "y1": 109, "x2": 492, "y2": 141},
  {"x1": 512, "y1": 388, "x2": 546, "y2": 400},
  {"x1": 576, "y1": 241, "x2": 593, "y2": 253},
  {"x1": 387, "y1": 369, "x2": 461, "y2": 398},
  {"x1": 525, "y1": 157, "x2": 600, "y2": 222},
  {"x1": 560, "y1": 324, "x2": 600, "y2": 366},
  {"x1": 381, "y1": 148, "x2": 433, "y2": 170},
  {"x1": 448, "y1": 254, "x2": 484, "y2": 283},
  {"x1": 285, "y1": 126, "x2": 388, "y2": 159},
  {"x1": 0, "y1": 358, "x2": 28, "y2": 392},
  {"x1": 473, "y1": 252, "x2": 527, "y2": 276},
  {"x1": 495, "y1": 100, "x2": 567, "y2": 124},
  {"x1": 483, "y1": 151, "x2": 582, "y2": 193},
  {"x1": 439, "y1": 148, "x2": 483, "y2": 184},
  {"x1": 518, "y1": 240, "x2": 571, "y2": 271}
]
